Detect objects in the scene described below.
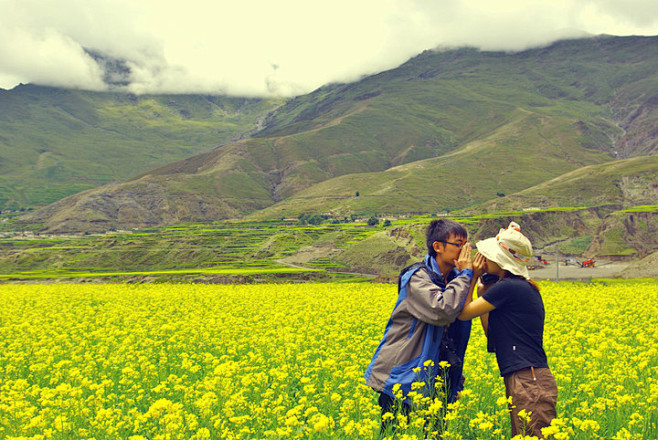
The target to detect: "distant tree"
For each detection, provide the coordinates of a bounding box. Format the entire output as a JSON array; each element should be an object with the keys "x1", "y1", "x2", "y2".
[
  {"x1": 307, "y1": 214, "x2": 326, "y2": 225},
  {"x1": 383, "y1": 219, "x2": 392, "y2": 227},
  {"x1": 367, "y1": 216, "x2": 379, "y2": 226},
  {"x1": 355, "y1": 191, "x2": 360, "y2": 197},
  {"x1": 497, "y1": 192, "x2": 505, "y2": 197},
  {"x1": 298, "y1": 213, "x2": 328, "y2": 225}
]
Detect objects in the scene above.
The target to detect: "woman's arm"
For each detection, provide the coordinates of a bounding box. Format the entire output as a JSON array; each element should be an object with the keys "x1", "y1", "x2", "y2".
[
  {"x1": 458, "y1": 296, "x2": 496, "y2": 321},
  {"x1": 478, "y1": 308, "x2": 490, "y2": 336},
  {"x1": 458, "y1": 276, "x2": 496, "y2": 334},
  {"x1": 474, "y1": 281, "x2": 494, "y2": 335}
]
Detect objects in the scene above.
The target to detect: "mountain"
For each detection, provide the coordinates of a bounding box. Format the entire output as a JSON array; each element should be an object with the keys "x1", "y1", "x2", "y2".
[
  {"x1": 14, "y1": 35, "x2": 658, "y2": 232},
  {"x1": 0, "y1": 85, "x2": 282, "y2": 210}
]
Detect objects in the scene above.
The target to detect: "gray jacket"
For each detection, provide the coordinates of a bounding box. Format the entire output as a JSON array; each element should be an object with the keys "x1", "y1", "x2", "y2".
[{"x1": 364, "y1": 256, "x2": 473, "y2": 401}]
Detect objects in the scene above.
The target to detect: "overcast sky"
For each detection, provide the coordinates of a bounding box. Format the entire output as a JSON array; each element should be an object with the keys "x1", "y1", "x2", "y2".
[{"x1": 1, "y1": 0, "x2": 657, "y2": 97}]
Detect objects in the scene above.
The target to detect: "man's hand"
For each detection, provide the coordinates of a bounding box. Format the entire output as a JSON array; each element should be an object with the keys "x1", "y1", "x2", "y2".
[{"x1": 454, "y1": 243, "x2": 473, "y2": 271}]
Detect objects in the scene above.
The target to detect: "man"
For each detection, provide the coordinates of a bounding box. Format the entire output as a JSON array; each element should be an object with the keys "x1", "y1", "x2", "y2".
[{"x1": 364, "y1": 219, "x2": 478, "y2": 435}]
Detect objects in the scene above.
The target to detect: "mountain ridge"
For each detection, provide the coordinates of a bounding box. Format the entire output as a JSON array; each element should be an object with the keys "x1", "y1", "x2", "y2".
[{"x1": 8, "y1": 35, "x2": 658, "y2": 233}]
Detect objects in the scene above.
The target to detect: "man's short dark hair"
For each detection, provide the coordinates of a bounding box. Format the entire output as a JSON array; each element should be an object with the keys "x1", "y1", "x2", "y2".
[{"x1": 426, "y1": 219, "x2": 468, "y2": 257}]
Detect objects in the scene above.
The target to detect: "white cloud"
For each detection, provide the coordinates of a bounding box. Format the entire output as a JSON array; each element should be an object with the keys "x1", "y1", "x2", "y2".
[
  {"x1": 0, "y1": 26, "x2": 104, "y2": 90},
  {"x1": 0, "y1": 0, "x2": 656, "y2": 96}
]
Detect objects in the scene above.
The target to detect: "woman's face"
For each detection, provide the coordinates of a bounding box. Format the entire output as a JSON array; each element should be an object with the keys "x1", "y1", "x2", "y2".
[{"x1": 485, "y1": 257, "x2": 503, "y2": 276}]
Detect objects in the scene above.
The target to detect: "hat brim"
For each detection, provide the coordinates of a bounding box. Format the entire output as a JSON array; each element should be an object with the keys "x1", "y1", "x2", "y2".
[{"x1": 476, "y1": 237, "x2": 530, "y2": 279}]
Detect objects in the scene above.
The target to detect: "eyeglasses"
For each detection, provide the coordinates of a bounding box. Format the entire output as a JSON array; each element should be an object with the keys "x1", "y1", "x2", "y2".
[{"x1": 437, "y1": 240, "x2": 465, "y2": 249}]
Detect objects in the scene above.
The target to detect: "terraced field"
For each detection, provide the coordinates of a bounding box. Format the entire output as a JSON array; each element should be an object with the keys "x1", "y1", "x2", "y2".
[{"x1": 0, "y1": 220, "x2": 387, "y2": 282}]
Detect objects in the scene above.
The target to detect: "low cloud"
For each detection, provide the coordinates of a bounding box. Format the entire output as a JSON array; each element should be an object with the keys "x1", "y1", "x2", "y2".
[{"x1": 0, "y1": 0, "x2": 656, "y2": 96}]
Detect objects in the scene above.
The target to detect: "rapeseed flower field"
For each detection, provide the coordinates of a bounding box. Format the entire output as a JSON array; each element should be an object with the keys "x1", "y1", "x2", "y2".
[{"x1": 0, "y1": 280, "x2": 656, "y2": 439}]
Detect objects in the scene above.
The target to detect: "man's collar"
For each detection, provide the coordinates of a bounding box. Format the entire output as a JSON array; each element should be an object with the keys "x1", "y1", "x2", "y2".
[{"x1": 424, "y1": 254, "x2": 458, "y2": 282}]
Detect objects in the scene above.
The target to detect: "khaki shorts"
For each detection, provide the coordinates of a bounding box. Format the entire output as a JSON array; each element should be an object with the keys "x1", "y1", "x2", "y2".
[{"x1": 504, "y1": 367, "x2": 558, "y2": 439}]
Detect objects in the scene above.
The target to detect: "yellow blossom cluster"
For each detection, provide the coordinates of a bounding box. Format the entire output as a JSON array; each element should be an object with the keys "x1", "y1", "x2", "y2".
[{"x1": 0, "y1": 279, "x2": 656, "y2": 439}]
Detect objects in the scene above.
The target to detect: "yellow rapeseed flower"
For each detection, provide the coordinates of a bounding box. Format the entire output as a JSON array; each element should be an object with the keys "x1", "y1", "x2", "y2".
[{"x1": 0, "y1": 280, "x2": 656, "y2": 439}]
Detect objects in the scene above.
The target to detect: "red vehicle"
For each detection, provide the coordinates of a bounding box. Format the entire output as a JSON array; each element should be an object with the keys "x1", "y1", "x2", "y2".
[{"x1": 581, "y1": 259, "x2": 595, "y2": 268}]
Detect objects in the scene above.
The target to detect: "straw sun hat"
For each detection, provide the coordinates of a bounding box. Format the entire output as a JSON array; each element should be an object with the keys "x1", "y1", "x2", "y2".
[{"x1": 476, "y1": 221, "x2": 533, "y2": 279}]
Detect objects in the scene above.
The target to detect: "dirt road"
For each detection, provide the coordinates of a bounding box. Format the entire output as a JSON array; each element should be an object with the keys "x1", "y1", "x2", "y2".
[{"x1": 527, "y1": 260, "x2": 629, "y2": 281}]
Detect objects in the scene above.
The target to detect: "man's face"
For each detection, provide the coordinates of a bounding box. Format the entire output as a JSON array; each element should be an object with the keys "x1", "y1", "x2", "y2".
[{"x1": 434, "y1": 233, "x2": 466, "y2": 266}]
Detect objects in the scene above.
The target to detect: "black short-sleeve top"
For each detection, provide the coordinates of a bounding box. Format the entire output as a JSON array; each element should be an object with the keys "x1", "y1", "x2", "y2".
[{"x1": 482, "y1": 278, "x2": 549, "y2": 377}]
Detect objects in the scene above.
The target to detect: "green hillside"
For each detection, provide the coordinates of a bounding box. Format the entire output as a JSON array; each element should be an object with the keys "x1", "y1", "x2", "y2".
[
  {"x1": 460, "y1": 155, "x2": 658, "y2": 213},
  {"x1": 252, "y1": 154, "x2": 657, "y2": 220},
  {"x1": 13, "y1": 35, "x2": 658, "y2": 233},
  {"x1": 0, "y1": 85, "x2": 282, "y2": 210},
  {"x1": 249, "y1": 109, "x2": 621, "y2": 219}
]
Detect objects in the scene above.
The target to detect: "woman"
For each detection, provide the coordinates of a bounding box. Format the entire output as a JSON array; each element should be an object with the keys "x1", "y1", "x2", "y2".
[{"x1": 458, "y1": 222, "x2": 557, "y2": 439}]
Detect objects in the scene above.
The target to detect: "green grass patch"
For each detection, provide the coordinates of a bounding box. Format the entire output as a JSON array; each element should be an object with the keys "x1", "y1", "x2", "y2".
[
  {"x1": 615, "y1": 205, "x2": 658, "y2": 213},
  {"x1": 0, "y1": 265, "x2": 320, "y2": 280},
  {"x1": 558, "y1": 235, "x2": 593, "y2": 255}
]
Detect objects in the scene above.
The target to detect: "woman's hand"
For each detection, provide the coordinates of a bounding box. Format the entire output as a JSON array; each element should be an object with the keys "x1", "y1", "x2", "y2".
[{"x1": 472, "y1": 252, "x2": 486, "y2": 279}]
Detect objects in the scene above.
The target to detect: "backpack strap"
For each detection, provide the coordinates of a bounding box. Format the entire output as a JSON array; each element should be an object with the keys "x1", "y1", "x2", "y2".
[
  {"x1": 397, "y1": 259, "x2": 446, "y2": 292},
  {"x1": 397, "y1": 262, "x2": 425, "y2": 292}
]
